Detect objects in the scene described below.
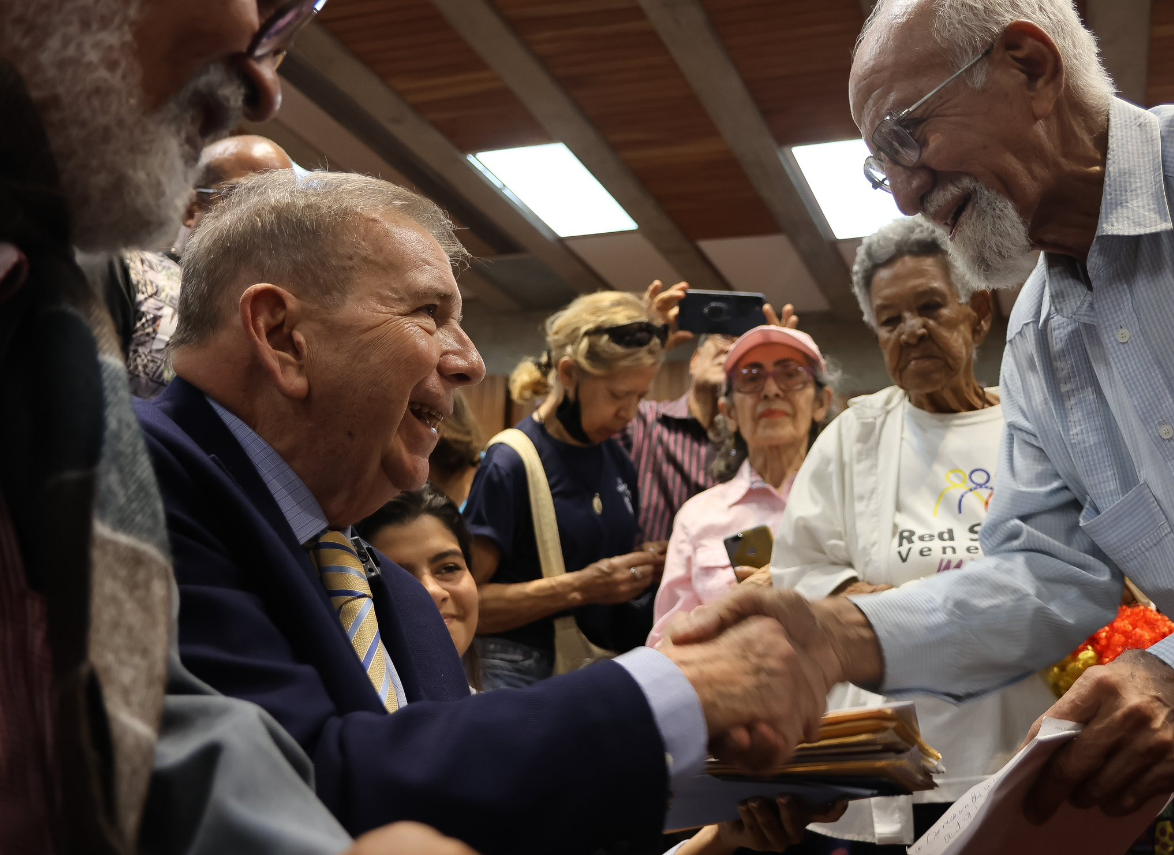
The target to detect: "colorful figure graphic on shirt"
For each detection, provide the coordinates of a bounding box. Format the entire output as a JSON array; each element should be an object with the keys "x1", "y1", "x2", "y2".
[
  {"x1": 933, "y1": 467, "x2": 994, "y2": 516},
  {"x1": 958, "y1": 467, "x2": 994, "y2": 513}
]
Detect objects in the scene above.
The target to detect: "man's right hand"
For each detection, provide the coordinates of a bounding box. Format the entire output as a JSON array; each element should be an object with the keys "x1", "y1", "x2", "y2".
[
  {"x1": 571, "y1": 551, "x2": 658, "y2": 605},
  {"x1": 346, "y1": 822, "x2": 479, "y2": 855},
  {"x1": 669, "y1": 586, "x2": 887, "y2": 693},
  {"x1": 659, "y1": 613, "x2": 840, "y2": 771}
]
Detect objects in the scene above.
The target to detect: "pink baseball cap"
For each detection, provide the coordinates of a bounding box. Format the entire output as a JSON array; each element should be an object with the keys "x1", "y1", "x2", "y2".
[{"x1": 724, "y1": 325, "x2": 826, "y2": 377}]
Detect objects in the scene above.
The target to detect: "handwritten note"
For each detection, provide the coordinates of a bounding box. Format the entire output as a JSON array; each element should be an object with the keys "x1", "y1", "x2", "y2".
[{"x1": 912, "y1": 718, "x2": 1169, "y2": 855}]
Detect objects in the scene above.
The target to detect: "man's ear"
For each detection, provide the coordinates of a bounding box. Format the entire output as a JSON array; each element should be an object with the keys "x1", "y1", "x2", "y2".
[
  {"x1": 968, "y1": 290, "x2": 995, "y2": 347},
  {"x1": 238, "y1": 284, "x2": 311, "y2": 401},
  {"x1": 556, "y1": 357, "x2": 578, "y2": 393},
  {"x1": 718, "y1": 396, "x2": 737, "y2": 435},
  {"x1": 1000, "y1": 20, "x2": 1064, "y2": 121},
  {"x1": 181, "y1": 191, "x2": 200, "y2": 230}
]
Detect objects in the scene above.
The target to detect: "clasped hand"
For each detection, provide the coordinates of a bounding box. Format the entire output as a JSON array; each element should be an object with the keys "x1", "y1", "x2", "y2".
[{"x1": 658, "y1": 586, "x2": 851, "y2": 771}]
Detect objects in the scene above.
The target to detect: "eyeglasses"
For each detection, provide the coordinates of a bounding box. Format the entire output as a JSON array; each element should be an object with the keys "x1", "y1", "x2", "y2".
[
  {"x1": 247, "y1": 0, "x2": 329, "y2": 69},
  {"x1": 587, "y1": 322, "x2": 669, "y2": 349},
  {"x1": 731, "y1": 362, "x2": 814, "y2": 395},
  {"x1": 863, "y1": 42, "x2": 995, "y2": 193}
]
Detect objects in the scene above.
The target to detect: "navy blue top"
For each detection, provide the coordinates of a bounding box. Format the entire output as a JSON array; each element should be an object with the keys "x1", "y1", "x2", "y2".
[{"x1": 464, "y1": 416, "x2": 650, "y2": 653}]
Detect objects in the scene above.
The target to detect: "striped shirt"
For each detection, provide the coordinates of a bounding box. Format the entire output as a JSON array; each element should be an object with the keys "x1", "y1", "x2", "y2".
[
  {"x1": 855, "y1": 97, "x2": 1174, "y2": 700},
  {"x1": 620, "y1": 394, "x2": 718, "y2": 543}
]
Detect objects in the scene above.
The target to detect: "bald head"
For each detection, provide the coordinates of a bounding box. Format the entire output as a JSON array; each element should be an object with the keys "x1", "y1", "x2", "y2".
[{"x1": 182, "y1": 135, "x2": 295, "y2": 235}]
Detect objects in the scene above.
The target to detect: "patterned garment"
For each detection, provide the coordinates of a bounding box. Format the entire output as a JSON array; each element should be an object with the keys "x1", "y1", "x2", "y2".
[
  {"x1": 855, "y1": 98, "x2": 1174, "y2": 700},
  {"x1": 619, "y1": 394, "x2": 718, "y2": 543},
  {"x1": 123, "y1": 249, "x2": 181, "y2": 400},
  {"x1": 0, "y1": 61, "x2": 171, "y2": 852}
]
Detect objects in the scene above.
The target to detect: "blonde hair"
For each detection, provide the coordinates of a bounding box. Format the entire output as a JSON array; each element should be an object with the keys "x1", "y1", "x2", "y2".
[{"x1": 509, "y1": 291, "x2": 665, "y2": 403}]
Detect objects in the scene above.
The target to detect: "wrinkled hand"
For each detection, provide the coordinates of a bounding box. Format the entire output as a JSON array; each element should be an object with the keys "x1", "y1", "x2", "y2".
[
  {"x1": 346, "y1": 822, "x2": 479, "y2": 855},
  {"x1": 762, "y1": 302, "x2": 799, "y2": 330},
  {"x1": 835, "y1": 581, "x2": 894, "y2": 597},
  {"x1": 733, "y1": 566, "x2": 773, "y2": 588},
  {"x1": 573, "y1": 550, "x2": 658, "y2": 605},
  {"x1": 1023, "y1": 650, "x2": 1174, "y2": 822},
  {"x1": 645, "y1": 279, "x2": 695, "y2": 349},
  {"x1": 659, "y1": 612, "x2": 838, "y2": 771}
]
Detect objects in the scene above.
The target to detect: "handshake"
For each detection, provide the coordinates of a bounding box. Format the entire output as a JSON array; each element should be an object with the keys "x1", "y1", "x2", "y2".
[{"x1": 656, "y1": 585, "x2": 886, "y2": 771}]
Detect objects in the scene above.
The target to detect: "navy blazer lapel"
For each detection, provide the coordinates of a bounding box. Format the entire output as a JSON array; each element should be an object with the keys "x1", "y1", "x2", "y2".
[{"x1": 152, "y1": 378, "x2": 321, "y2": 586}]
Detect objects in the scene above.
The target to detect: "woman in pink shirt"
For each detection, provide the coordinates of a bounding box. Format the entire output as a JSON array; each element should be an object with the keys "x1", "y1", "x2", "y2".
[{"x1": 648, "y1": 326, "x2": 833, "y2": 647}]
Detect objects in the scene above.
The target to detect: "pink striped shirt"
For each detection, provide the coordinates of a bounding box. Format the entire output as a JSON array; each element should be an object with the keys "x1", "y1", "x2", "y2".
[{"x1": 620, "y1": 394, "x2": 718, "y2": 543}]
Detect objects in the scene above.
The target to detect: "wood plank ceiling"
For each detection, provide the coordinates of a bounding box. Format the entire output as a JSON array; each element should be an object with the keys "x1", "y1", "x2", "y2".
[{"x1": 303, "y1": 0, "x2": 1165, "y2": 314}]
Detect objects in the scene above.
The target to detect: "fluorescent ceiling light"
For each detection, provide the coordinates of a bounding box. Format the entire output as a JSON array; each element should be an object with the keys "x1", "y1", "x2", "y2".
[
  {"x1": 468, "y1": 143, "x2": 637, "y2": 238},
  {"x1": 790, "y1": 139, "x2": 904, "y2": 240}
]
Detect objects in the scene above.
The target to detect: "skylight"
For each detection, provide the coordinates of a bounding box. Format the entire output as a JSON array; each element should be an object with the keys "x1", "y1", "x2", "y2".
[
  {"x1": 790, "y1": 139, "x2": 904, "y2": 240},
  {"x1": 468, "y1": 143, "x2": 638, "y2": 238}
]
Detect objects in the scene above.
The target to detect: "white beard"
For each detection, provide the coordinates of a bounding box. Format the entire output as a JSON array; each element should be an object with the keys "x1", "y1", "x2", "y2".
[
  {"x1": 926, "y1": 177, "x2": 1039, "y2": 293},
  {"x1": 0, "y1": 0, "x2": 246, "y2": 252}
]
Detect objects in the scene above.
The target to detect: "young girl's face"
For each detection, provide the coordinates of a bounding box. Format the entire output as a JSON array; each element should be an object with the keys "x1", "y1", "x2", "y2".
[{"x1": 369, "y1": 515, "x2": 479, "y2": 657}]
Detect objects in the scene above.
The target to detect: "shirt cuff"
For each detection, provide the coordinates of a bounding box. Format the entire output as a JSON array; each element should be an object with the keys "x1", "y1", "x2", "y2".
[
  {"x1": 1147, "y1": 635, "x2": 1174, "y2": 671},
  {"x1": 615, "y1": 647, "x2": 708, "y2": 787}
]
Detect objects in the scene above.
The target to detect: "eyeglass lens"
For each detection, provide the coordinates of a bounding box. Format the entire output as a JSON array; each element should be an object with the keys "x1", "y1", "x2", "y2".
[
  {"x1": 734, "y1": 363, "x2": 811, "y2": 393},
  {"x1": 250, "y1": 0, "x2": 324, "y2": 62}
]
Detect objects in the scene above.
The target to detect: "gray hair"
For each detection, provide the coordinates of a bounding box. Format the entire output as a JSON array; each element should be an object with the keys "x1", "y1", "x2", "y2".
[
  {"x1": 852, "y1": 216, "x2": 976, "y2": 327},
  {"x1": 859, "y1": 0, "x2": 1114, "y2": 117},
  {"x1": 172, "y1": 170, "x2": 470, "y2": 348}
]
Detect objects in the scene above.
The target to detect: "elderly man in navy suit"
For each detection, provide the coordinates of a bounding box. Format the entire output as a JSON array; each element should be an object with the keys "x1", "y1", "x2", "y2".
[{"x1": 136, "y1": 169, "x2": 843, "y2": 855}]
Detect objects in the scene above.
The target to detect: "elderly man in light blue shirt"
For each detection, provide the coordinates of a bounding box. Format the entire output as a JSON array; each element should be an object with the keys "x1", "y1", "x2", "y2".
[{"x1": 672, "y1": 0, "x2": 1174, "y2": 829}]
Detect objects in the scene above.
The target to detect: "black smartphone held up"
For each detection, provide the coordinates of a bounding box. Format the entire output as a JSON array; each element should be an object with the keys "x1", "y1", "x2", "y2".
[
  {"x1": 676, "y1": 289, "x2": 767, "y2": 338},
  {"x1": 723, "y1": 525, "x2": 774, "y2": 570}
]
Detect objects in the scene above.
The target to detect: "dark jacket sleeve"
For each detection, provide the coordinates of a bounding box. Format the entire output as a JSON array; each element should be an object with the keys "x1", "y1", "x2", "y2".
[{"x1": 142, "y1": 424, "x2": 670, "y2": 855}]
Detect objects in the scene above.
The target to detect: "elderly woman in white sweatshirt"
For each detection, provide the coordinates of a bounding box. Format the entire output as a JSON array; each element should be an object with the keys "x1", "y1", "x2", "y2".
[{"x1": 771, "y1": 217, "x2": 1055, "y2": 853}]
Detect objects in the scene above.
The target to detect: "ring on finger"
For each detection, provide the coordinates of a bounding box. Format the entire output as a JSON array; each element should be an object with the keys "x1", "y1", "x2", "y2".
[{"x1": 629, "y1": 567, "x2": 641, "y2": 580}]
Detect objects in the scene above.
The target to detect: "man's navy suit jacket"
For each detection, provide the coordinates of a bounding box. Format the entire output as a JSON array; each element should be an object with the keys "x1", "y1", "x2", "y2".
[{"x1": 136, "y1": 379, "x2": 670, "y2": 855}]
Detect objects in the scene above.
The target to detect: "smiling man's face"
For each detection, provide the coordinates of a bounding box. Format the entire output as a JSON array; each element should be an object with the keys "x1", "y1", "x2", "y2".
[{"x1": 849, "y1": 12, "x2": 1042, "y2": 289}]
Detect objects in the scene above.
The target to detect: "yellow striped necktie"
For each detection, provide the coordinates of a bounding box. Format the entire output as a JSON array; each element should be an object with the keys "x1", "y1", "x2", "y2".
[{"x1": 308, "y1": 530, "x2": 398, "y2": 712}]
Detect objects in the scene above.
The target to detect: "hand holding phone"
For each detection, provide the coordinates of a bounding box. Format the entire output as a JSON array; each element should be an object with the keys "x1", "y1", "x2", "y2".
[{"x1": 723, "y1": 525, "x2": 774, "y2": 570}]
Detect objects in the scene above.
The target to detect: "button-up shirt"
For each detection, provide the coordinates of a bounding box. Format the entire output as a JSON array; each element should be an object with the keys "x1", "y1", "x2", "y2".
[
  {"x1": 208, "y1": 398, "x2": 708, "y2": 782},
  {"x1": 855, "y1": 98, "x2": 1174, "y2": 700},
  {"x1": 649, "y1": 460, "x2": 792, "y2": 647},
  {"x1": 621, "y1": 394, "x2": 718, "y2": 543}
]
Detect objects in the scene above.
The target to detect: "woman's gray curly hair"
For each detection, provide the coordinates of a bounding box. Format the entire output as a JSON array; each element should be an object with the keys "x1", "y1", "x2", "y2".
[{"x1": 851, "y1": 216, "x2": 978, "y2": 328}]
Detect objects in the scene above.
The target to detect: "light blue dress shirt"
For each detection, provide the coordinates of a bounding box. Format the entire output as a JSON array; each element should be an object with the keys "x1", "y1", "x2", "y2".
[
  {"x1": 208, "y1": 398, "x2": 707, "y2": 783},
  {"x1": 855, "y1": 98, "x2": 1174, "y2": 701}
]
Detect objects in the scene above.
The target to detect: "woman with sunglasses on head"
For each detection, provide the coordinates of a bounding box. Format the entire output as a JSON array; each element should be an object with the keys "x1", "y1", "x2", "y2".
[
  {"x1": 463, "y1": 291, "x2": 668, "y2": 689},
  {"x1": 646, "y1": 326, "x2": 834, "y2": 649}
]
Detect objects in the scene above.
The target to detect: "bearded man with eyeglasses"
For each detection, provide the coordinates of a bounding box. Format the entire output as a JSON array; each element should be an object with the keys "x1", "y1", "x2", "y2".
[
  {"x1": 0, "y1": 1, "x2": 478, "y2": 854},
  {"x1": 670, "y1": 0, "x2": 1174, "y2": 836}
]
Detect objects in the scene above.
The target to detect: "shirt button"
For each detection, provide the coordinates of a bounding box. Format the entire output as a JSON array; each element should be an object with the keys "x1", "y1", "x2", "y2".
[
  {"x1": 1117, "y1": 328, "x2": 1131, "y2": 343},
  {"x1": 1161, "y1": 424, "x2": 1174, "y2": 440}
]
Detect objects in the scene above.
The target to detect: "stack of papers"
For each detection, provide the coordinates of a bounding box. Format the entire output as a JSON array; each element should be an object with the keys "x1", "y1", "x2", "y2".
[{"x1": 665, "y1": 703, "x2": 942, "y2": 831}]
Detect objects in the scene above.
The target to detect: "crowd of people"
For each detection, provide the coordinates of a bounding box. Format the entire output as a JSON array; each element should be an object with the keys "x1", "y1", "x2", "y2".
[{"x1": 4, "y1": 0, "x2": 1174, "y2": 854}]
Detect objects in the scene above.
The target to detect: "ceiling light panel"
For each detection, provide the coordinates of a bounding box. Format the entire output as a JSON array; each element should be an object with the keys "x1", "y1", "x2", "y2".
[
  {"x1": 790, "y1": 139, "x2": 904, "y2": 240},
  {"x1": 469, "y1": 143, "x2": 638, "y2": 238}
]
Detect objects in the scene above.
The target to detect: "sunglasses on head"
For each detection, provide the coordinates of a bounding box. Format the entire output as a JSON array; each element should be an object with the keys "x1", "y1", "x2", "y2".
[{"x1": 586, "y1": 322, "x2": 669, "y2": 349}]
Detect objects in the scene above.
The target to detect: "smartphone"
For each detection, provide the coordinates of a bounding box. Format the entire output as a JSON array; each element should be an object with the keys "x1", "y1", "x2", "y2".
[
  {"x1": 723, "y1": 525, "x2": 774, "y2": 570},
  {"x1": 676, "y1": 290, "x2": 767, "y2": 337}
]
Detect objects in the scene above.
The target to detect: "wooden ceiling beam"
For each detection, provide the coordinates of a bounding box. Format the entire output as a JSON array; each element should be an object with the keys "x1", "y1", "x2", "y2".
[
  {"x1": 638, "y1": 0, "x2": 859, "y2": 322},
  {"x1": 283, "y1": 23, "x2": 606, "y2": 299},
  {"x1": 427, "y1": 0, "x2": 730, "y2": 292}
]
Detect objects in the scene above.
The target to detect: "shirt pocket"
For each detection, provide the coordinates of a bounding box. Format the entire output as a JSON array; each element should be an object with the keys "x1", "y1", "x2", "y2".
[
  {"x1": 693, "y1": 544, "x2": 738, "y2": 604},
  {"x1": 1079, "y1": 481, "x2": 1174, "y2": 590}
]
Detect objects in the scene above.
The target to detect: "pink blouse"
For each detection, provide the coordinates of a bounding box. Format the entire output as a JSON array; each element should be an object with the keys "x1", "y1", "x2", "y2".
[{"x1": 647, "y1": 460, "x2": 792, "y2": 648}]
